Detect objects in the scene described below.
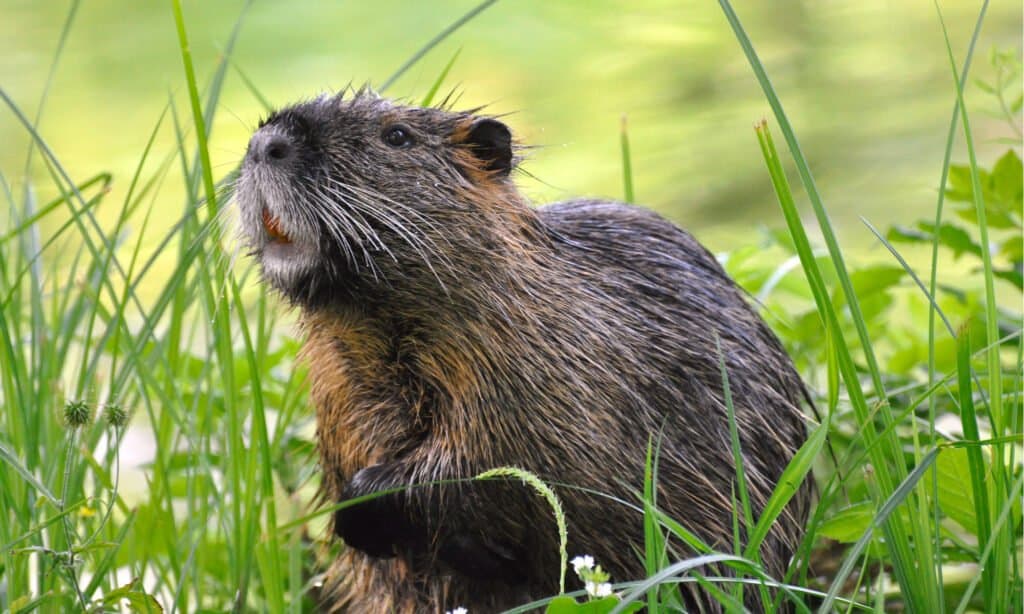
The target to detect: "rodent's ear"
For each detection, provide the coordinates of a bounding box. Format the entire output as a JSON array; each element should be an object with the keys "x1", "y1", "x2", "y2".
[{"x1": 465, "y1": 118, "x2": 513, "y2": 176}]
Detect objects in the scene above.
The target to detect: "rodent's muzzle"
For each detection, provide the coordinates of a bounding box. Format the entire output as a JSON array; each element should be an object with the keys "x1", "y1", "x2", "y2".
[
  {"x1": 237, "y1": 124, "x2": 324, "y2": 297},
  {"x1": 246, "y1": 129, "x2": 295, "y2": 167},
  {"x1": 241, "y1": 128, "x2": 299, "y2": 245}
]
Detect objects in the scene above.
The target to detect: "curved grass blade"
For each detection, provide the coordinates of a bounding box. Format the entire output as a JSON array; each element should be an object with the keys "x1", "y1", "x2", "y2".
[
  {"x1": 382, "y1": 0, "x2": 499, "y2": 91},
  {"x1": 0, "y1": 441, "x2": 59, "y2": 505},
  {"x1": 421, "y1": 47, "x2": 462, "y2": 107}
]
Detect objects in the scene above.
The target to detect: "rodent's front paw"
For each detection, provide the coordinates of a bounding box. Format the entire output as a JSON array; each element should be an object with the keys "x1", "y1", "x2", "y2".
[
  {"x1": 334, "y1": 465, "x2": 421, "y2": 558},
  {"x1": 439, "y1": 532, "x2": 525, "y2": 582}
]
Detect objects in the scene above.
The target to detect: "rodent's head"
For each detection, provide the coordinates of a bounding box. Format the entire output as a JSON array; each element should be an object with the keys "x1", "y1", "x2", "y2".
[{"x1": 236, "y1": 89, "x2": 533, "y2": 308}]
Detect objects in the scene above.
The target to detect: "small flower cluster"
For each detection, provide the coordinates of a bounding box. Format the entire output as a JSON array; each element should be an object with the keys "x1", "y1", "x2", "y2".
[
  {"x1": 62, "y1": 400, "x2": 129, "y2": 429},
  {"x1": 445, "y1": 608, "x2": 468, "y2": 614},
  {"x1": 63, "y1": 400, "x2": 92, "y2": 428},
  {"x1": 104, "y1": 403, "x2": 128, "y2": 428},
  {"x1": 571, "y1": 554, "x2": 613, "y2": 599}
]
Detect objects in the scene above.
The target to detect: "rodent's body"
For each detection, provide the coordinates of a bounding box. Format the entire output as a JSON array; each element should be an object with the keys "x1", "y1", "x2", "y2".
[{"x1": 237, "y1": 90, "x2": 811, "y2": 613}]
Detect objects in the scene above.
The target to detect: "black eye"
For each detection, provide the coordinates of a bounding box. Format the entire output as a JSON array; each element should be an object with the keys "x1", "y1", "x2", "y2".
[{"x1": 382, "y1": 125, "x2": 413, "y2": 148}]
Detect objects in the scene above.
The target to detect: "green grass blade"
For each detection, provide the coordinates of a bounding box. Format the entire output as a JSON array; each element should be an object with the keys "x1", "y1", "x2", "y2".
[
  {"x1": 817, "y1": 447, "x2": 941, "y2": 614},
  {"x1": 232, "y1": 60, "x2": 274, "y2": 113},
  {"x1": 0, "y1": 442, "x2": 59, "y2": 505},
  {"x1": 476, "y1": 467, "x2": 568, "y2": 593},
  {"x1": 620, "y1": 114, "x2": 635, "y2": 203},
  {"x1": 753, "y1": 118, "x2": 921, "y2": 605},
  {"x1": 718, "y1": 1, "x2": 896, "y2": 422},
  {"x1": 745, "y1": 420, "x2": 826, "y2": 559},
  {"x1": 955, "y1": 326, "x2": 992, "y2": 582},
  {"x1": 20, "y1": 0, "x2": 81, "y2": 179},
  {"x1": 721, "y1": 21, "x2": 949, "y2": 603},
  {"x1": 717, "y1": 337, "x2": 763, "y2": 609},
  {"x1": 611, "y1": 554, "x2": 757, "y2": 614},
  {"x1": 925, "y1": 0, "x2": 986, "y2": 495},
  {"x1": 643, "y1": 439, "x2": 664, "y2": 614},
  {"x1": 933, "y1": 4, "x2": 1009, "y2": 611},
  {"x1": 0, "y1": 173, "x2": 110, "y2": 246},
  {"x1": 421, "y1": 47, "x2": 462, "y2": 107},
  {"x1": 169, "y1": 0, "x2": 221, "y2": 216},
  {"x1": 381, "y1": 0, "x2": 499, "y2": 91}
]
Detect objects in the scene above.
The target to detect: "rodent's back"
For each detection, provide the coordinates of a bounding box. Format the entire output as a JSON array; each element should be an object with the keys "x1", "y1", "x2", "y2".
[{"x1": 537, "y1": 197, "x2": 810, "y2": 568}]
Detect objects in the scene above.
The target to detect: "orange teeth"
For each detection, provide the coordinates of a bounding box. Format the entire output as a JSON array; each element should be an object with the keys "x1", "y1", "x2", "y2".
[{"x1": 262, "y1": 207, "x2": 291, "y2": 243}]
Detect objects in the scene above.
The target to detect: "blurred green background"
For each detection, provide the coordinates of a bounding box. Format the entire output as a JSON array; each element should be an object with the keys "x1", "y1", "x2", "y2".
[{"x1": 1, "y1": 0, "x2": 1020, "y2": 256}]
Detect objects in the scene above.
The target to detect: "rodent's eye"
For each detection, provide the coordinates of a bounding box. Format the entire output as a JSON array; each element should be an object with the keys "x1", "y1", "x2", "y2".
[{"x1": 382, "y1": 125, "x2": 414, "y2": 148}]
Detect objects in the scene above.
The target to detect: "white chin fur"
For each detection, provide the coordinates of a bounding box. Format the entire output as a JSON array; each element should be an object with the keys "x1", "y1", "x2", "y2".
[{"x1": 260, "y1": 241, "x2": 319, "y2": 289}]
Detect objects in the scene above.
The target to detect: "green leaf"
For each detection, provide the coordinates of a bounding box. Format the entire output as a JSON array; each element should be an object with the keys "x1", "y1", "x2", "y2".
[
  {"x1": 546, "y1": 596, "x2": 582, "y2": 614},
  {"x1": 548, "y1": 596, "x2": 642, "y2": 614},
  {"x1": 925, "y1": 222, "x2": 983, "y2": 259},
  {"x1": 818, "y1": 502, "x2": 874, "y2": 543},
  {"x1": 888, "y1": 222, "x2": 983, "y2": 260},
  {"x1": 848, "y1": 265, "x2": 905, "y2": 297},
  {"x1": 973, "y1": 78, "x2": 996, "y2": 94},
  {"x1": 123, "y1": 590, "x2": 163, "y2": 613},
  {"x1": 99, "y1": 578, "x2": 163, "y2": 613},
  {"x1": 932, "y1": 447, "x2": 983, "y2": 534},
  {"x1": 993, "y1": 267, "x2": 1023, "y2": 290},
  {"x1": 954, "y1": 204, "x2": 1017, "y2": 229},
  {"x1": 949, "y1": 150, "x2": 1022, "y2": 229},
  {"x1": 989, "y1": 149, "x2": 1023, "y2": 214},
  {"x1": 945, "y1": 164, "x2": 975, "y2": 203},
  {"x1": 999, "y1": 234, "x2": 1023, "y2": 263}
]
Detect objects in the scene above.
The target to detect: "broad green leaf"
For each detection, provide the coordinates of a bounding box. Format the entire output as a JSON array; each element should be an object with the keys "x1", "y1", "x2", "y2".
[
  {"x1": 945, "y1": 164, "x2": 974, "y2": 203},
  {"x1": 849, "y1": 265, "x2": 905, "y2": 297},
  {"x1": 999, "y1": 234, "x2": 1022, "y2": 263},
  {"x1": 887, "y1": 222, "x2": 982, "y2": 260},
  {"x1": 818, "y1": 502, "x2": 874, "y2": 543},
  {"x1": 546, "y1": 596, "x2": 581, "y2": 614},
  {"x1": 123, "y1": 590, "x2": 163, "y2": 613},
  {"x1": 547, "y1": 596, "x2": 642, "y2": 614},
  {"x1": 100, "y1": 578, "x2": 163, "y2": 613},
  {"x1": 924, "y1": 222, "x2": 983, "y2": 259},
  {"x1": 993, "y1": 268, "x2": 1023, "y2": 289},
  {"x1": 989, "y1": 149, "x2": 1022, "y2": 214}
]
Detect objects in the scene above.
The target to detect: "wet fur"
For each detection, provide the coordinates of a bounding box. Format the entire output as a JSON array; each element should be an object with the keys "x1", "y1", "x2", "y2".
[{"x1": 236, "y1": 90, "x2": 812, "y2": 612}]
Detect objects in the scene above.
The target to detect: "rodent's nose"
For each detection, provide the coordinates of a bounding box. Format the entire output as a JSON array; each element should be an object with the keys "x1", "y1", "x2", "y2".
[{"x1": 248, "y1": 130, "x2": 294, "y2": 165}]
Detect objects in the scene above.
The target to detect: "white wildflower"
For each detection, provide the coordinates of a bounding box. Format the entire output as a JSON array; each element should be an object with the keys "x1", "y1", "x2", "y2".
[
  {"x1": 570, "y1": 554, "x2": 595, "y2": 575},
  {"x1": 445, "y1": 608, "x2": 468, "y2": 614},
  {"x1": 585, "y1": 581, "x2": 613, "y2": 598}
]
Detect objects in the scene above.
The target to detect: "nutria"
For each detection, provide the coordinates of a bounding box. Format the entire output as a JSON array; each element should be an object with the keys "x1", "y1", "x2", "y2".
[{"x1": 236, "y1": 88, "x2": 812, "y2": 612}]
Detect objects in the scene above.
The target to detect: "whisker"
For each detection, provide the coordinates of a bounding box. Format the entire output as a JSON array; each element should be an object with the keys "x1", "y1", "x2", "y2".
[
  {"x1": 322, "y1": 180, "x2": 455, "y2": 291},
  {"x1": 311, "y1": 184, "x2": 395, "y2": 284},
  {"x1": 321, "y1": 182, "x2": 441, "y2": 282}
]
